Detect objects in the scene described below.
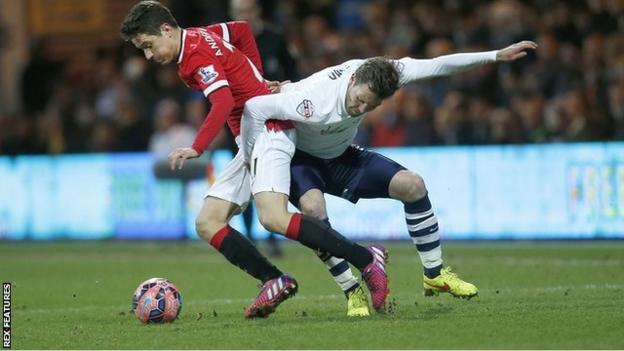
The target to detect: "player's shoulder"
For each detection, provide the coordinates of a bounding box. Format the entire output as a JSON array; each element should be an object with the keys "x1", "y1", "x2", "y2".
[
  {"x1": 178, "y1": 28, "x2": 219, "y2": 70},
  {"x1": 222, "y1": 20, "x2": 251, "y2": 30},
  {"x1": 184, "y1": 26, "x2": 222, "y2": 46},
  {"x1": 338, "y1": 58, "x2": 366, "y2": 71},
  {"x1": 324, "y1": 59, "x2": 365, "y2": 80}
]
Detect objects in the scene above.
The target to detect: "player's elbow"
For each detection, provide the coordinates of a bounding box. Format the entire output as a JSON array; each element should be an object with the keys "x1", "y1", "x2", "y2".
[
  {"x1": 221, "y1": 92, "x2": 235, "y2": 111},
  {"x1": 209, "y1": 88, "x2": 236, "y2": 117},
  {"x1": 242, "y1": 96, "x2": 265, "y2": 120}
]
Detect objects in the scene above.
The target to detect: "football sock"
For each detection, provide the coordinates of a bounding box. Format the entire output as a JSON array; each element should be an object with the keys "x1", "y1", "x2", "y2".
[
  {"x1": 286, "y1": 214, "x2": 372, "y2": 270},
  {"x1": 316, "y1": 218, "x2": 361, "y2": 297},
  {"x1": 404, "y1": 194, "x2": 443, "y2": 279},
  {"x1": 210, "y1": 225, "x2": 282, "y2": 283}
]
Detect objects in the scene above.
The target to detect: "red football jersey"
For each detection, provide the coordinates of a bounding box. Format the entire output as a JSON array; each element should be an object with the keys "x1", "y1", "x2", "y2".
[
  {"x1": 204, "y1": 21, "x2": 264, "y2": 77},
  {"x1": 176, "y1": 21, "x2": 290, "y2": 154}
]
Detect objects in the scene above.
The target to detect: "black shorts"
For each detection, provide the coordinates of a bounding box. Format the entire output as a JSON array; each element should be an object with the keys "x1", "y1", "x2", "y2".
[{"x1": 289, "y1": 145, "x2": 406, "y2": 207}]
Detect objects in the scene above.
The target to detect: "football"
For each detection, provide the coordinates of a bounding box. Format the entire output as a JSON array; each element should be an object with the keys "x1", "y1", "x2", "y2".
[{"x1": 131, "y1": 277, "x2": 182, "y2": 323}]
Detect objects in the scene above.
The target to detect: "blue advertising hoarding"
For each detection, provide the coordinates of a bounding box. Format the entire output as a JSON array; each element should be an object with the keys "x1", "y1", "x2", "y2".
[{"x1": 1, "y1": 143, "x2": 623, "y2": 240}]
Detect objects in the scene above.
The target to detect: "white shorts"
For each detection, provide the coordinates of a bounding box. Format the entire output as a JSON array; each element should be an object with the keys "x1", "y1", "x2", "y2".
[
  {"x1": 204, "y1": 137, "x2": 252, "y2": 210},
  {"x1": 250, "y1": 127, "x2": 296, "y2": 196}
]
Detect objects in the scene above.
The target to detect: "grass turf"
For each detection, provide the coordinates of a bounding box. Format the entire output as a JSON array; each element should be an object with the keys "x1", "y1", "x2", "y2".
[{"x1": 1, "y1": 241, "x2": 623, "y2": 349}]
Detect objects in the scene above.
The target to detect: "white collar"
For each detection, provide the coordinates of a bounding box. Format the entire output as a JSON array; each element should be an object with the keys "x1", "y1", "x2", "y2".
[{"x1": 176, "y1": 29, "x2": 187, "y2": 64}]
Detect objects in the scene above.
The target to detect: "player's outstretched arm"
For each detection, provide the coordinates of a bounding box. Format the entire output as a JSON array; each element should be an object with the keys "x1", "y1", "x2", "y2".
[{"x1": 397, "y1": 40, "x2": 537, "y2": 85}]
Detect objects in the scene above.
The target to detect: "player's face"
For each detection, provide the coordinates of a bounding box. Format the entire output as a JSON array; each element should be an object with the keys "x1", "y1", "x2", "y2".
[
  {"x1": 346, "y1": 80, "x2": 382, "y2": 117},
  {"x1": 131, "y1": 27, "x2": 178, "y2": 65}
]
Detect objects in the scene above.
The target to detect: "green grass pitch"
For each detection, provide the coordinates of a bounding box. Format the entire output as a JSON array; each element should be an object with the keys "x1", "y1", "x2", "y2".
[{"x1": 1, "y1": 241, "x2": 623, "y2": 349}]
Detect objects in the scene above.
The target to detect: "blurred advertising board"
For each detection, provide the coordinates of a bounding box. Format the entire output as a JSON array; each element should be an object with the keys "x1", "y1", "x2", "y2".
[{"x1": 1, "y1": 143, "x2": 623, "y2": 240}]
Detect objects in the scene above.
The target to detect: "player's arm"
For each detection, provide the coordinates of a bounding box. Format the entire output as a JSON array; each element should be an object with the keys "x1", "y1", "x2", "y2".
[
  {"x1": 168, "y1": 59, "x2": 234, "y2": 170},
  {"x1": 397, "y1": 40, "x2": 537, "y2": 85},
  {"x1": 206, "y1": 21, "x2": 264, "y2": 75},
  {"x1": 191, "y1": 87, "x2": 235, "y2": 153},
  {"x1": 240, "y1": 88, "x2": 325, "y2": 161}
]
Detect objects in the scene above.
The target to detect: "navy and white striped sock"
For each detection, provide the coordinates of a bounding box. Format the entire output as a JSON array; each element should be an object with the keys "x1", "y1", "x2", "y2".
[
  {"x1": 316, "y1": 218, "x2": 360, "y2": 297},
  {"x1": 405, "y1": 194, "x2": 443, "y2": 278}
]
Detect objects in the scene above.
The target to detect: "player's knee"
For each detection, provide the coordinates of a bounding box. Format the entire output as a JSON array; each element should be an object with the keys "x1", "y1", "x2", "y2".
[
  {"x1": 195, "y1": 214, "x2": 225, "y2": 242},
  {"x1": 195, "y1": 217, "x2": 214, "y2": 241},
  {"x1": 298, "y1": 189, "x2": 327, "y2": 220},
  {"x1": 392, "y1": 171, "x2": 427, "y2": 202},
  {"x1": 257, "y1": 209, "x2": 288, "y2": 234},
  {"x1": 298, "y1": 199, "x2": 326, "y2": 220},
  {"x1": 405, "y1": 172, "x2": 427, "y2": 201}
]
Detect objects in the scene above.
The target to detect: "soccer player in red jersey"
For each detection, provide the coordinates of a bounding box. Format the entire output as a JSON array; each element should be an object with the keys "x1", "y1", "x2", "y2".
[
  {"x1": 122, "y1": 1, "x2": 389, "y2": 318},
  {"x1": 121, "y1": 1, "x2": 299, "y2": 318}
]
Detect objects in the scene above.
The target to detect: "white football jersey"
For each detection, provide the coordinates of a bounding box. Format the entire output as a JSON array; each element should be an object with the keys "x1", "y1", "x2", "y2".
[
  {"x1": 241, "y1": 51, "x2": 498, "y2": 160},
  {"x1": 280, "y1": 59, "x2": 365, "y2": 158}
]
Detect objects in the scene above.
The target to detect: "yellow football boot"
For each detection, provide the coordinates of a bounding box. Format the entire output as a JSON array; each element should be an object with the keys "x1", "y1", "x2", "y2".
[
  {"x1": 423, "y1": 267, "x2": 478, "y2": 299},
  {"x1": 346, "y1": 286, "x2": 370, "y2": 317}
]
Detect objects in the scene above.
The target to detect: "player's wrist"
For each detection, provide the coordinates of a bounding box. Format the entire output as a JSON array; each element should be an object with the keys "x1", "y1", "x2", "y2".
[
  {"x1": 191, "y1": 145, "x2": 203, "y2": 156},
  {"x1": 493, "y1": 50, "x2": 501, "y2": 62}
]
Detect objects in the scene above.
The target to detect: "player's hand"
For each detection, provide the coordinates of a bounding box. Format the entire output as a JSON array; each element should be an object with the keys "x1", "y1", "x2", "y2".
[
  {"x1": 496, "y1": 40, "x2": 538, "y2": 61},
  {"x1": 266, "y1": 80, "x2": 291, "y2": 93},
  {"x1": 168, "y1": 147, "x2": 200, "y2": 170}
]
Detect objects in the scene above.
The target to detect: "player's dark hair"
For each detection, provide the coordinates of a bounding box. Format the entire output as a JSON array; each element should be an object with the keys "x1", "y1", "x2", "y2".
[
  {"x1": 354, "y1": 57, "x2": 400, "y2": 100},
  {"x1": 120, "y1": 1, "x2": 179, "y2": 41}
]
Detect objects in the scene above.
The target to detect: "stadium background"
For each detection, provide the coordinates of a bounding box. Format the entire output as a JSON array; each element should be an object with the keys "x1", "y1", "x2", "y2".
[
  {"x1": 1, "y1": 1, "x2": 623, "y2": 349},
  {"x1": 0, "y1": 0, "x2": 623, "y2": 240}
]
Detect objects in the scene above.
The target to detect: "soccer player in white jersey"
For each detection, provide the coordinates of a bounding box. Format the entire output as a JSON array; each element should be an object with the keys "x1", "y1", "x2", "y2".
[{"x1": 241, "y1": 40, "x2": 538, "y2": 309}]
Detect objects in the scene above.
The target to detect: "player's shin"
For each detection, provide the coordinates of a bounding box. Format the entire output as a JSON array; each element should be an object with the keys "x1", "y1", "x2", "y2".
[
  {"x1": 316, "y1": 251, "x2": 361, "y2": 296},
  {"x1": 210, "y1": 225, "x2": 283, "y2": 283},
  {"x1": 315, "y1": 219, "x2": 361, "y2": 297},
  {"x1": 404, "y1": 194, "x2": 443, "y2": 278},
  {"x1": 286, "y1": 213, "x2": 373, "y2": 270}
]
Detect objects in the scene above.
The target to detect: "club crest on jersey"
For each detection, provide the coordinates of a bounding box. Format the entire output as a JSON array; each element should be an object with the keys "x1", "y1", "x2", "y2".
[
  {"x1": 296, "y1": 99, "x2": 314, "y2": 118},
  {"x1": 198, "y1": 65, "x2": 218, "y2": 84}
]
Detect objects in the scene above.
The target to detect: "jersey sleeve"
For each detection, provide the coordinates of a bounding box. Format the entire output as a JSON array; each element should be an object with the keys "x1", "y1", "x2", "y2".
[
  {"x1": 191, "y1": 86, "x2": 235, "y2": 154},
  {"x1": 187, "y1": 53, "x2": 230, "y2": 97},
  {"x1": 240, "y1": 87, "x2": 327, "y2": 161},
  {"x1": 280, "y1": 68, "x2": 330, "y2": 92},
  {"x1": 205, "y1": 21, "x2": 264, "y2": 75},
  {"x1": 184, "y1": 53, "x2": 235, "y2": 154},
  {"x1": 281, "y1": 59, "x2": 364, "y2": 93},
  {"x1": 395, "y1": 51, "x2": 498, "y2": 86}
]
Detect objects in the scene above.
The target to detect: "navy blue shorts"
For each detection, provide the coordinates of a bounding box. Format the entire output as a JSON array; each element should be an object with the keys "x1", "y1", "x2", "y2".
[{"x1": 289, "y1": 145, "x2": 406, "y2": 207}]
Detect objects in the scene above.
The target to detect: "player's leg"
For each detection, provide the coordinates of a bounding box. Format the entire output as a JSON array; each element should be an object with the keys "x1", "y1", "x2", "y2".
[
  {"x1": 348, "y1": 147, "x2": 477, "y2": 298},
  {"x1": 195, "y1": 196, "x2": 283, "y2": 283},
  {"x1": 298, "y1": 189, "x2": 370, "y2": 317},
  {"x1": 254, "y1": 190, "x2": 388, "y2": 312},
  {"x1": 387, "y1": 170, "x2": 441, "y2": 277},
  {"x1": 388, "y1": 170, "x2": 477, "y2": 298},
  {"x1": 227, "y1": 131, "x2": 283, "y2": 257},
  {"x1": 290, "y1": 151, "x2": 369, "y2": 316},
  {"x1": 253, "y1": 191, "x2": 370, "y2": 270},
  {"x1": 251, "y1": 128, "x2": 389, "y2": 311},
  {"x1": 197, "y1": 149, "x2": 298, "y2": 318},
  {"x1": 298, "y1": 190, "x2": 361, "y2": 295}
]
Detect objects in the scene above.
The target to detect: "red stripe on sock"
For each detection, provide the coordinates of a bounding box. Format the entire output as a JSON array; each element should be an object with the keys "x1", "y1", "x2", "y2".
[
  {"x1": 286, "y1": 213, "x2": 302, "y2": 240},
  {"x1": 210, "y1": 226, "x2": 230, "y2": 250}
]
